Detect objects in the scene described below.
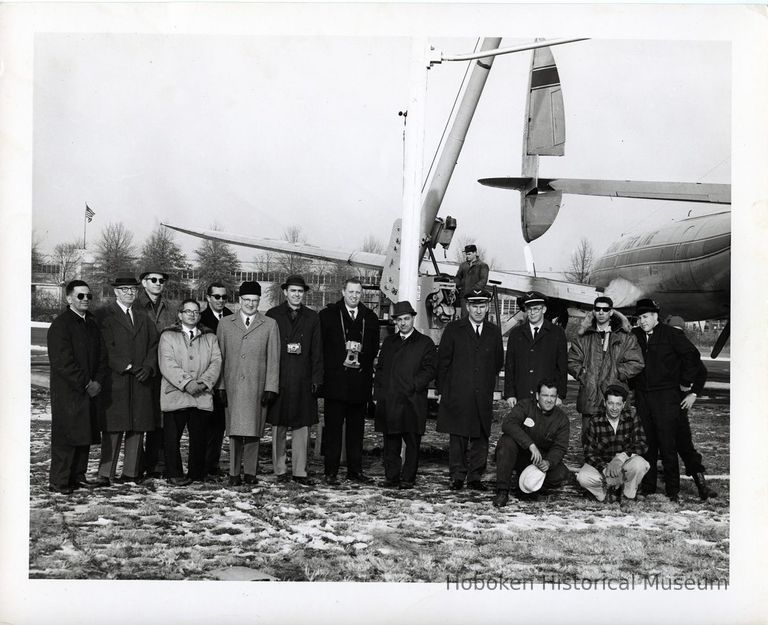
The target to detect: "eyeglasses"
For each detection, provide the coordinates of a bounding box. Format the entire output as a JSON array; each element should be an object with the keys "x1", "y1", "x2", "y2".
[
  {"x1": 74, "y1": 293, "x2": 93, "y2": 300},
  {"x1": 146, "y1": 277, "x2": 165, "y2": 284},
  {"x1": 526, "y1": 306, "x2": 543, "y2": 313},
  {"x1": 209, "y1": 294, "x2": 225, "y2": 300},
  {"x1": 181, "y1": 309, "x2": 200, "y2": 315},
  {"x1": 116, "y1": 287, "x2": 138, "y2": 293},
  {"x1": 593, "y1": 306, "x2": 612, "y2": 312}
]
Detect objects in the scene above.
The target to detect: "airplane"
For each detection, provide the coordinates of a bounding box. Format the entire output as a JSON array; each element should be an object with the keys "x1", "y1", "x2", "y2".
[{"x1": 164, "y1": 39, "x2": 731, "y2": 355}]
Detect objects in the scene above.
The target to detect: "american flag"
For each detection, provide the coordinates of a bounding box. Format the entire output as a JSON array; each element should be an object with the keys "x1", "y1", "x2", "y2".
[{"x1": 85, "y1": 204, "x2": 95, "y2": 222}]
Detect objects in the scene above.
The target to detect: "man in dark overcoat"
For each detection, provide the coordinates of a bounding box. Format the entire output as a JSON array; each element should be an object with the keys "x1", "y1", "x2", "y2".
[
  {"x1": 200, "y1": 282, "x2": 234, "y2": 477},
  {"x1": 318, "y1": 276, "x2": 380, "y2": 485},
  {"x1": 136, "y1": 269, "x2": 176, "y2": 477},
  {"x1": 504, "y1": 291, "x2": 568, "y2": 408},
  {"x1": 374, "y1": 300, "x2": 437, "y2": 489},
  {"x1": 47, "y1": 280, "x2": 108, "y2": 494},
  {"x1": 266, "y1": 275, "x2": 323, "y2": 485},
  {"x1": 631, "y1": 299, "x2": 700, "y2": 501},
  {"x1": 454, "y1": 244, "x2": 489, "y2": 317},
  {"x1": 436, "y1": 289, "x2": 504, "y2": 490},
  {"x1": 94, "y1": 274, "x2": 159, "y2": 484}
]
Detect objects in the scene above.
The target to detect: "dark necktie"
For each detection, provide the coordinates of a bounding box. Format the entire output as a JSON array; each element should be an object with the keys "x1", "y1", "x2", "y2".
[
  {"x1": 126, "y1": 308, "x2": 133, "y2": 327},
  {"x1": 533, "y1": 326, "x2": 539, "y2": 338},
  {"x1": 350, "y1": 309, "x2": 356, "y2": 321},
  {"x1": 475, "y1": 324, "x2": 481, "y2": 337},
  {"x1": 245, "y1": 316, "x2": 250, "y2": 327},
  {"x1": 189, "y1": 330, "x2": 194, "y2": 341}
]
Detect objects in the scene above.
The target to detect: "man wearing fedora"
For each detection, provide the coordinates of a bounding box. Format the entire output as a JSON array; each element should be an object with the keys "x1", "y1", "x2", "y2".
[
  {"x1": 374, "y1": 301, "x2": 437, "y2": 489},
  {"x1": 200, "y1": 282, "x2": 234, "y2": 478},
  {"x1": 568, "y1": 295, "x2": 644, "y2": 447},
  {"x1": 266, "y1": 275, "x2": 323, "y2": 485},
  {"x1": 631, "y1": 298, "x2": 700, "y2": 501},
  {"x1": 137, "y1": 269, "x2": 176, "y2": 478},
  {"x1": 454, "y1": 244, "x2": 489, "y2": 317},
  {"x1": 436, "y1": 289, "x2": 504, "y2": 491},
  {"x1": 94, "y1": 274, "x2": 159, "y2": 484},
  {"x1": 577, "y1": 384, "x2": 649, "y2": 504},
  {"x1": 504, "y1": 291, "x2": 568, "y2": 408},
  {"x1": 493, "y1": 378, "x2": 570, "y2": 507},
  {"x1": 318, "y1": 276, "x2": 380, "y2": 485},
  {"x1": 217, "y1": 281, "x2": 280, "y2": 486}
]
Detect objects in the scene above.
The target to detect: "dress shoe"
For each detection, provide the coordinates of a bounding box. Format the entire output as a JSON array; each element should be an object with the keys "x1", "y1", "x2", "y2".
[
  {"x1": 693, "y1": 472, "x2": 718, "y2": 500},
  {"x1": 382, "y1": 479, "x2": 400, "y2": 488},
  {"x1": 144, "y1": 471, "x2": 163, "y2": 479},
  {"x1": 48, "y1": 484, "x2": 73, "y2": 495},
  {"x1": 228, "y1": 475, "x2": 242, "y2": 487},
  {"x1": 347, "y1": 472, "x2": 374, "y2": 484},
  {"x1": 449, "y1": 480, "x2": 464, "y2": 490},
  {"x1": 117, "y1": 475, "x2": 145, "y2": 485},
  {"x1": 243, "y1": 474, "x2": 258, "y2": 485},
  {"x1": 168, "y1": 477, "x2": 193, "y2": 487},
  {"x1": 667, "y1": 493, "x2": 679, "y2": 503},
  {"x1": 292, "y1": 476, "x2": 315, "y2": 486},
  {"x1": 492, "y1": 490, "x2": 510, "y2": 508},
  {"x1": 398, "y1": 482, "x2": 414, "y2": 490},
  {"x1": 324, "y1": 474, "x2": 339, "y2": 486},
  {"x1": 275, "y1": 473, "x2": 291, "y2": 483},
  {"x1": 467, "y1": 480, "x2": 487, "y2": 492},
  {"x1": 91, "y1": 476, "x2": 111, "y2": 487}
]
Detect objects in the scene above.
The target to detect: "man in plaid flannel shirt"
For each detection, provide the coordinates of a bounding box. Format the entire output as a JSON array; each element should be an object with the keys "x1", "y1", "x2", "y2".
[{"x1": 576, "y1": 383, "x2": 649, "y2": 502}]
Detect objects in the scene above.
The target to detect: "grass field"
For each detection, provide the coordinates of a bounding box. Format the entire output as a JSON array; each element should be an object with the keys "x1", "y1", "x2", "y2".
[{"x1": 29, "y1": 385, "x2": 729, "y2": 582}]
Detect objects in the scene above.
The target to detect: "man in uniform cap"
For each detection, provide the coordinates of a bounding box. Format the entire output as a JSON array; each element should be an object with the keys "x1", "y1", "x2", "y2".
[
  {"x1": 568, "y1": 295, "x2": 644, "y2": 446},
  {"x1": 436, "y1": 289, "x2": 504, "y2": 490},
  {"x1": 493, "y1": 378, "x2": 570, "y2": 507},
  {"x1": 504, "y1": 291, "x2": 568, "y2": 408},
  {"x1": 374, "y1": 300, "x2": 437, "y2": 489},
  {"x1": 454, "y1": 244, "x2": 489, "y2": 317},
  {"x1": 631, "y1": 298, "x2": 700, "y2": 501},
  {"x1": 137, "y1": 269, "x2": 176, "y2": 478},
  {"x1": 265, "y1": 275, "x2": 323, "y2": 485},
  {"x1": 576, "y1": 384, "x2": 649, "y2": 503},
  {"x1": 216, "y1": 281, "x2": 280, "y2": 486}
]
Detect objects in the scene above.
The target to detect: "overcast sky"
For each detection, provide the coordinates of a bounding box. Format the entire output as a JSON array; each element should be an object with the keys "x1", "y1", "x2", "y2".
[{"x1": 32, "y1": 35, "x2": 730, "y2": 274}]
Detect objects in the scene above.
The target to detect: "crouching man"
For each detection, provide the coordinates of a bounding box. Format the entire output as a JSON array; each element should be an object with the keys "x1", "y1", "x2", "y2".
[
  {"x1": 576, "y1": 384, "x2": 649, "y2": 503},
  {"x1": 493, "y1": 378, "x2": 570, "y2": 507},
  {"x1": 158, "y1": 299, "x2": 222, "y2": 485}
]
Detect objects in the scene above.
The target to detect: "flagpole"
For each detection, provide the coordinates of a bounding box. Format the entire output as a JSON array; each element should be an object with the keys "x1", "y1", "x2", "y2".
[{"x1": 83, "y1": 203, "x2": 87, "y2": 249}]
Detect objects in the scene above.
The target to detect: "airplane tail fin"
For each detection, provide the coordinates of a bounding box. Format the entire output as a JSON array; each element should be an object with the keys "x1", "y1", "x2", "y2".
[{"x1": 520, "y1": 45, "x2": 565, "y2": 242}]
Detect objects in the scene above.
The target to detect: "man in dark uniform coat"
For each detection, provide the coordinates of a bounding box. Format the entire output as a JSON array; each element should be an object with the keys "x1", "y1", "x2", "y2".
[
  {"x1": 436, "y1": 289, "x2": 504, "y2": 490},
  {"x1": 454, "y1": 244, "x2": 489, "y2": 317},
  {"x1": 374, "y1": 300, "x2": 436, "y2": 489},
  {"x1": 94, "y1": 274, "x2": 159, "y2": 484},
  {"x1": 266, "y1": 275, "x2": 323, "y2": 485},
  {"x1": 200, "y1": 282, "x2": 233, "y2": 477},
  {"x1": 136, "y1": 269, "x2": 175, "y2": 477},
  {"x1": 631, "y1": 299, "x2": 700, "y2": 501},
  {"x1": 318, "y1": 276, "x2": 380, "y2": 485},
  {"x1": 47, "y1": 280, "x2": 108, "y2": 494},
  {"x1": 504, "y1": 291, "x2": 568, "y2": 408}
]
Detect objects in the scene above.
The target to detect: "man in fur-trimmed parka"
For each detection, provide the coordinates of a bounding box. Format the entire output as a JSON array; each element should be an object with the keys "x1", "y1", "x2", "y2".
[{"x1": 567, "y1": 296, "x2": 644, "y2": 446}]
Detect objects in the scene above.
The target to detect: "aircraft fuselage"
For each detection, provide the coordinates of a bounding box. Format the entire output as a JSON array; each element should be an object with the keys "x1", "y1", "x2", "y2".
[{"x1": 589, "y1": 211, "x2": 730, "y2": 320}]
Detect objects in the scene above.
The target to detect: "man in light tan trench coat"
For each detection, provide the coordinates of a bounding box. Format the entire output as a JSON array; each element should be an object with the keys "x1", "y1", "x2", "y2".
[{"x1": 216, "y1": 281, "x2": 280, "y2": 486}]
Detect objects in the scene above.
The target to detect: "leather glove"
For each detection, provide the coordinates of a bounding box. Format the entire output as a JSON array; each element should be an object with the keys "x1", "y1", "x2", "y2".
[
  {"x1": 86, "y1": 380, "x2": 102, "y2": 398},
  {"x1": 311, "y1": 383, "x2": 322, "y2": 398},
  {"x1": 133, "y1": 367, "x2": 150, "y2": 383},
  {"x1": 261, "y1": 390, "x2": 278, "y2": 407},
  {"x1": 216, "y1": 389, "x2": 228, "y2": 407}
]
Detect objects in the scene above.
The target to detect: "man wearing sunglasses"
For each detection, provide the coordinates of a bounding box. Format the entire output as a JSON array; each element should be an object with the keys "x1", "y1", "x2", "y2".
[
  {"x1": 200, "y1": 283, "x2": 234, "y2": 478},
  {"x1": 567, "y1": 296, "x2": 644, "y2": 447},
  {"x1": 94, "y1": 274, "x2": 159, "y2": 485},
  {"x1": 137, "y1": 269, "x2": 176, "y2": 479},
  {"x1": 47, "y1": 280, "x2": 107, "y2": 494}
]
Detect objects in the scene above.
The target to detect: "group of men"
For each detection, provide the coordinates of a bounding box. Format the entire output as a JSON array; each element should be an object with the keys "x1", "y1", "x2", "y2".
[{"x1": 47, "y1": 260, "x2": 718, "y2": 507}]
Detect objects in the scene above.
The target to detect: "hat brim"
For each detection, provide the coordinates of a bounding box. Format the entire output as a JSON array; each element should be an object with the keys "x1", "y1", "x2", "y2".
[
  {"x1": 281, "y1": 282, "x2": 309, "y2": 291},
  {"x1": 139, "y1": 272, "x2": 169, "y2": 280},
  {"x1": 523, "y1": 299, "x2": 545, "y2": 308},
  {"x1": 111, "y1": 280, "x2": 140, "y2": 287}
]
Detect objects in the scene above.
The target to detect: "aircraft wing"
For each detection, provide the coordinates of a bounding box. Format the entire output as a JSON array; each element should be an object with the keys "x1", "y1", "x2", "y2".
[
  {"x1": 479, "y1": 177, "x2": 731, "y2": 204},
  {"x1": 162, "y1": 223, "x2": 386, "y2": 271}
]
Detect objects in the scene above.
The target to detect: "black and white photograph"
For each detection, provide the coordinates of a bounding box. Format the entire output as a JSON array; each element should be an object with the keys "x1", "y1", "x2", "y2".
[{"x1": 2, "y1": 3, "x2": 766, "y2": 624}]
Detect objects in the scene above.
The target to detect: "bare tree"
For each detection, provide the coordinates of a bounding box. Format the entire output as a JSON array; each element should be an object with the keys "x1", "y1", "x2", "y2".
[
  {"x1": 139, "y1": 226, "x2": 189, "y2": 278},
  {"x1": 51, "y1": 240, "x2": 84, "y2": 285},
  {"x1": 194, "y1": 224, "x2": 241, "y2": 295},
  {"x1": 92, "y1": 223, "x2": 137, "y2": 294},
  {"x1": 360, "y1": 234, "x2": 384, "y2": 254},
  {"x1": 563, "y1": 237, "x2": 595, "y2": 283},
  {"x1": 31, "y1": 229, "x2": 45, "y2": 270}
]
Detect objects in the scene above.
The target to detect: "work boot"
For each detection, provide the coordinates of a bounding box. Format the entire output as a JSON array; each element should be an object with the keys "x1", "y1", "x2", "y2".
[
  {"x1": 492, "y1": 490, "x2": 510, "y2": 508},
  {"x1": 692, "y1": 472, "x2": 718, "y2": 500}
]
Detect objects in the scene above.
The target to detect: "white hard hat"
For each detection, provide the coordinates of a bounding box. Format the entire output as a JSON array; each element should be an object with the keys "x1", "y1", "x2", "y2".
[{"x1": 519, "y1": 464, "x2": 546, "y2": 494}]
